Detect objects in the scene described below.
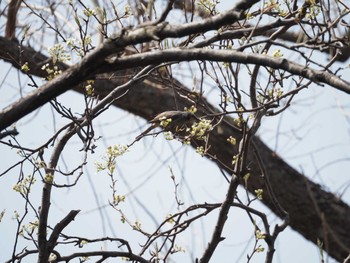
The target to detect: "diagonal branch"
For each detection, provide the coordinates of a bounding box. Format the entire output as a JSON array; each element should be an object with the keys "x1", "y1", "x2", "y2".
[
  {"x1": 1, "y1": 41, "x2": 350, "y2": 132},
  {"x1": 101, "y1": 48, "x2": 350, "y2": 94},
  {"x1": 47, "y1": 210, "x2": 80, "y2": 253}
]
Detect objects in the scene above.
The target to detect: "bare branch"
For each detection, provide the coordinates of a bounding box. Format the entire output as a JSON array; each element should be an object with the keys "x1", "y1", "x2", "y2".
[{"x1": 5, "y1": 0, "x2": 21, "y2": 40}]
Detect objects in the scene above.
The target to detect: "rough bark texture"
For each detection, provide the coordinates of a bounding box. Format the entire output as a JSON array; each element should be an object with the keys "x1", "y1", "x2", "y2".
[{"x1": 0, "y1": 37, "x2": 349, "y2": 262}]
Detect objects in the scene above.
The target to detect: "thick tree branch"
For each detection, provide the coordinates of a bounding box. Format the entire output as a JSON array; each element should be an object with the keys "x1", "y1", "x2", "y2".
[
  {"x1": 5, "y1": 0, "x2": 21, "y2": 40},
  {"x1": 46, "y1": 210, "x2": 80, "y2": 255},
  {"x1": 1, "y1": 37, "x2": 350, "y2": 132},
  {"x1": 38, "y1": 125, "x2": 77, "y2": 263},
  {"x1": 57, "y1": 251, "x2": 149, "y2": 263},
  {"x1": 101, "y1": 49, "x2": 350, "y2": 94}
]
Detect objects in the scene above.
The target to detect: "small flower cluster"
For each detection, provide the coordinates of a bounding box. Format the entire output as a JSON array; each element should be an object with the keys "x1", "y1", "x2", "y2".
[
  {"x1": 95, "y1": 144, "x2": 128, "y2": 174},
  {"x1": 83, "y1": 35, "x2": 92, "y2": 46},
  {"x1": 172, "y1": 244, "x2": 186, "y2": 253},
  {"x1": 41, "y1": 63, "x2": 62, "y2": 81},
  {"x1": 21, "y1": 62, "x2": 30, "y2": 72},
  {"x1": 227, "y1": 136, "x2": 236, "y2": 145},
  {"x1": 184, "y1": 105, "x2": 197, "y2": 114},
  {"x1": 13, "y1": 175, "x2": 36, "y2": 195},
  {"x1": 166, "y1": 214, "x2": 175, "y2": 224},
  {"x1": 66, "y1": 36, "x2": 92, "y2": 57},
  {"x1": 44, "y1": 173, "x2": 54, "y2": 184},
  {"x1": 124, "y1": 4, "x2": 131, "y2": 17},
  {"x1": 303, "y1": 0, "x2": 320, "y2": 21},
  {"x1": 272, "y1": 49, "x2": 283, "y2": 58},
  {"x1": 159, "y1": 117, "x2": 172, "y2": 128},
  {"x1": 232, "y1": 154, "x2": 238, "y2": 165},
  {"x1": 254, "y1": 189, "x2": 263, "y2": 200},
  {"x1": 197, "y1": 0, "x2": 220, "y2": 15},
  {"x1": 196, "y1": 146, "x2": 205, "y2": 156},
  {"x1": 267, "y1": 86, "x2": 283, "y2": 100},
  {"x1": 18, "y1": 220, "x2": 39, "y2": 238},
  {"x1": 113, "y1": 194, "x2": 125, "y2": 206},
  {"x1": 28, "y1": 220, "x2": 39, "y2": 232},
  {"x1": 257, "y1": 86, "x2": 284, "y2": 104},
  {"x1": 48, "y1": 43, "x2": 71, "y2": 64},
  {"x1": 107, "y1": 144, "x2": 128, "y2": 158},
  {"x1": 83, "y1": 7, "x2": 96, "y2": 17},
  {"x1": 164, "y1": 131, "x2": 174, "y2": 140},
  {"x1": 13, "y1": 210, "x2": 20, "y2": 220},
  {"x1": 254, "y1": 228, "x2": 265, "y2": 253},
  {"x1": 132, "y1": 220, "x2": 142, "y2": 231},
  {"x1": 190, "y1": 119, "x2": 212, "y2": 139},
  {"x1": 80, "y1": 239, "x2": 89, "y2": 247},
  {"x1": 85, "y1": 80, "x2": 95, "y2": 96},
  {"x1": 233, "y1": 116, "x2": 244, "y2": 127},
  {"x1": 255, "y1": 229, "x2": 266, "y2": 240},
  {"x1": 255, "y1": 245, "x2": 265, "y2": 252}
]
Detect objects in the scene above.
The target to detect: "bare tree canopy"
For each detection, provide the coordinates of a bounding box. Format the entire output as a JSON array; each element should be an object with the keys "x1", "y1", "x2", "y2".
[{"x1": 0, "y1": 0, "x2": 350, "y2": 262}]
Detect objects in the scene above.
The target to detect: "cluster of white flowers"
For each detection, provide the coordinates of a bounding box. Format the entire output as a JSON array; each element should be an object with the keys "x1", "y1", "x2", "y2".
[
  {"x1": 190, "y1": 119, "x2": 212, "y2": 139},
  {"x1": 84, "y1": 80, "x2": 95, "y2": 96},
  {"x1": 83, "y1": 7, "x2": 96, "y2": 17},
  {"x1": 227, "y1": 136, "x2": 236, "y2": 145},
  {"x1": 95, "y1": 144, "x2": 128, "y2": 174},
  {"x1": 48, "y1": 43, "x2": 71, "y2": 64},
  {"x1": 13, "y1": 175, "x2": 36, "y2": 195},
  {"x1": 272, "y1": 49, "x2": 283, "y2": 58},
  {"x1": 254, "y1": 189, "x2": 263, "y2": 200},
  {"x1": 41, "y1": 63, "x2": 62, "y2": 80},
  {"x1": 196, "y1": 146, "x2": 205, "y2": 156},
  {"x1": 267, "y1": 86, "x2": 283, "y2": 100},
  {"x1": 159, "y1": 117, "x2": 172, "y2": 128}
]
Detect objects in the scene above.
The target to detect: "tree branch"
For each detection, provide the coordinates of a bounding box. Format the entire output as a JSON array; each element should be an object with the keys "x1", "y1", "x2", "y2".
[
  {"x1": 46, "y1": 210, "x2": 80, "y2": 256},
  {"x1": 1, "y1": 40, "x2": 350, "y2": 132},
  {"x1": 38, "y1": 125, "x2": 77, "y2": 263},
  {"x1": 57, "y1": 250, "x2": 149, "y2": 262},
  {"x1": 101, "y1": 48, "x2": 350, "y2": 94}
]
